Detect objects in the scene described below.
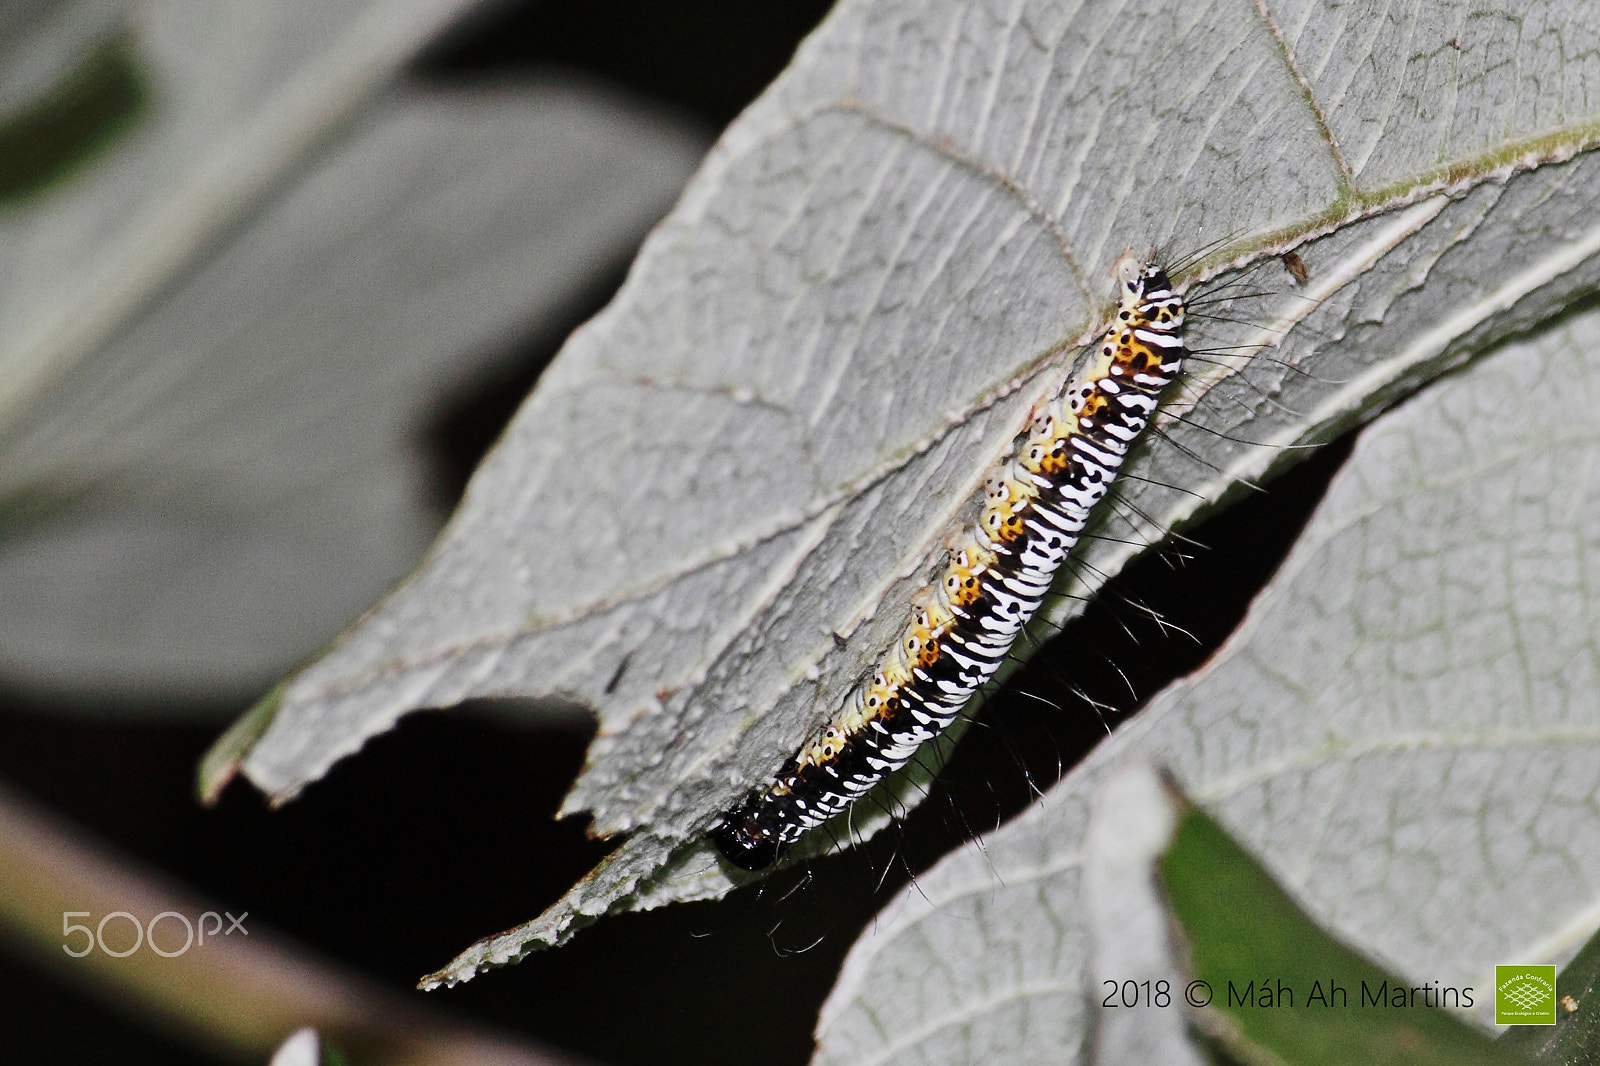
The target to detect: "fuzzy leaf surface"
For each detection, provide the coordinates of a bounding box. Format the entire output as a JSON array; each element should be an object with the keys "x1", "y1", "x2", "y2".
[
  {"x1": 816, "y1": 283, "x2": 1600, "y2": 1064},
  {"x1": 221, "y1": 0, "x2": 1600, "y2": 980}
]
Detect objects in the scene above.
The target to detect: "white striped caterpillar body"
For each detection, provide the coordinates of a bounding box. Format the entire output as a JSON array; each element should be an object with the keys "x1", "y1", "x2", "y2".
[{"x1": 710, "y1": 256, "x2": 1188, "y2": 871}]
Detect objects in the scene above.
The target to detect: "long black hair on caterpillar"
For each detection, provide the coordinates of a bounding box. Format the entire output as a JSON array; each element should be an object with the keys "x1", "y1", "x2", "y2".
[{"x1": 711, "y1": 254, "x2": 1188, "y2": 871}]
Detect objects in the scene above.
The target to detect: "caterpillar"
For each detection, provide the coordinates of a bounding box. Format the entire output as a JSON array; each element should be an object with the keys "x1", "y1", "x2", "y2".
[{"x1": 710, "y1": 254, "x2": 1188, "y2": 872}]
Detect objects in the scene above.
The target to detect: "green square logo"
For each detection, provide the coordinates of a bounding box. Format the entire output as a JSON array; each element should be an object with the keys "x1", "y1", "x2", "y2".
[{"x1": 1496, "y1": 965, "x2": 1557, "y2": 1025}]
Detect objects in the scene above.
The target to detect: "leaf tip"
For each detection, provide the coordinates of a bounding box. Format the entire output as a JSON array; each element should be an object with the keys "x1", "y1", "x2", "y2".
[{"x1": 197, "y1": 682, "x2": 287, "y2": 806}]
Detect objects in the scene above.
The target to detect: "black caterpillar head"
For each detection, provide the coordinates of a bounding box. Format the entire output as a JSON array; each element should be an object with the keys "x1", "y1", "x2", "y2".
[{"x1": 709, "y1": 803, "x2": 781, "y2": 871}]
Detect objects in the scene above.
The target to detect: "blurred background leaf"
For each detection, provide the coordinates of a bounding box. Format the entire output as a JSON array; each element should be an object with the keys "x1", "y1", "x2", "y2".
[{"x1": 0, "y1": 0, "x2": 704, "y2": 706}]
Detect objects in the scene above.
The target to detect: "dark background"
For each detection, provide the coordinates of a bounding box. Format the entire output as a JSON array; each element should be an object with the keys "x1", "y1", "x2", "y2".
[{"x1": 0, "y1": 2, "x2": 1354, "y2": 1063}]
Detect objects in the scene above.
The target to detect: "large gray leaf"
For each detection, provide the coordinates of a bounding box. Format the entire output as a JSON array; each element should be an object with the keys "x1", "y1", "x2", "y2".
[
  {"x1": 223, "y1": 0, "x2": 1600, "y2": 982},
  {"x1": 0, "y1": 3, "x2": 706, "y2": 700},
  {"x1": 814, "y1": 289, "x2": 1600, "y2": 1063},
  {"x1": 0, "y1": 0, "x2": 129, "y2": 116},
  {"x1": 1, "y1": 0, "x2": 478, "y2": 391}
]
